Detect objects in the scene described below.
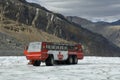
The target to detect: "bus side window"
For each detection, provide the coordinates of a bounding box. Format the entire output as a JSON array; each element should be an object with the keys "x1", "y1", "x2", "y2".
[
  {"x1": 60, "y1": 46, "x2": 64, "y2": 50},
  {"x1": 46, "y1": 45, "x2": 50, "y2": 50},
  {"x1": 56, "y1": 45, "x2": 59, "y2": 50},
  {"x1": 68, "y1": 46, "x2": 74, "y2": 50},
  {"x1": 64, "y1": 46, "x2": 67, "y2": 51},
  {"x1": 51, "y1": 45, "x2": 55, "y2": 50},
  {"x1": 62, "y1": 46, "x2": 64, "y2": 50}
]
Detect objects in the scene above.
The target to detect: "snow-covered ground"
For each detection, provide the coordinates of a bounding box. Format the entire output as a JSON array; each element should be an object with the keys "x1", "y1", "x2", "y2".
[{"x1": 0, "y1": 56, "x2": 120, "y2": 80}]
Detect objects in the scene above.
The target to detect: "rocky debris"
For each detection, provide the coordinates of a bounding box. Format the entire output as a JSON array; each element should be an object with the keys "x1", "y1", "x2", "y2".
[{"x1": 0, "y1": 32, "x2": 23, "y2": 50}]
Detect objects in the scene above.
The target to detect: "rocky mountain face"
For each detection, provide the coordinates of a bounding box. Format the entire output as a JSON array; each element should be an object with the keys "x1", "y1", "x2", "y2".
[
  {"x1": 0, "y1": 16, "x2": 68, "y2": 47},
  {"x1": 66, "y1": 16, "x2": 120, "y2": 48},
  {"x1": 0, "y1": 0, "x2": 120, "y2": 56}
]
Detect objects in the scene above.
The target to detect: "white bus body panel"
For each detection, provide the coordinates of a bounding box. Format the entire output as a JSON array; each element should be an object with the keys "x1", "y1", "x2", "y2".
[{"x1": 48, "y1": 50, "x2": 68, "y2": 60}]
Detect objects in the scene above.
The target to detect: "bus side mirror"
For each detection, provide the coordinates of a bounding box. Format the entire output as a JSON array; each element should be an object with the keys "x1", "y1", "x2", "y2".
[
  {"x1": 24, "y1": 46, "x2": 28, "y2": 50},
  {"x1": 75, "y1": 47, "x2": 78, "y2": 51}
]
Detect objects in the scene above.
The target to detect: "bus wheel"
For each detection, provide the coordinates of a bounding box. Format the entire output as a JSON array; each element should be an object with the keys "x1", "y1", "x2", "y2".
[
  {"x1": 73, "y1": 56, "x2": 78, "y2": 64},
  {"x1": 33, "y1": 60, "x2": 41, "y2": 66},
  {"x1": 66, "y1": 56, "x2": 73, "y2": 64},
  {"x1": 45, "y1": 55, "x2": 54, "y2": 66}
]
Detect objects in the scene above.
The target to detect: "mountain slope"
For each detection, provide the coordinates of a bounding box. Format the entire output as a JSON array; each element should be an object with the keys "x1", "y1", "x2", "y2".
[
  {"x1": 98, "y1": 26, "x2": 120, "y2": 47},
  {"x1": 0, "y1": 0, "x2": 120, "y2": 56},
  {"x1": 0, "y1": 17, "x2": 68, "y2": 49},
  {"x1": 66, "y1": 16, "x2": 120, "y2": 48},
  {"x1": 66, "y1": 16, "x2": 111, "y2": 32}
]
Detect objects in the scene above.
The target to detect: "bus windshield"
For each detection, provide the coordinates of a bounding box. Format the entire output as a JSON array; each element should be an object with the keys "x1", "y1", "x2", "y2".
[{"x1": 28, "y1": 42, "x2": 41, "y2": 52}]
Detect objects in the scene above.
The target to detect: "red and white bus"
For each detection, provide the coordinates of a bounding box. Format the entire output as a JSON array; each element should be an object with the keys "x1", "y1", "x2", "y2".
[{"x1": 24, "y1": 42, "x2": 84, "y2": 66}]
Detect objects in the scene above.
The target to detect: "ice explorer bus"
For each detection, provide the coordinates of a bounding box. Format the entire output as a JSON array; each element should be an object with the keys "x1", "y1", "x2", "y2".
[{"x1": 24, "y1": 42, "x2": 84, "y2": 66}]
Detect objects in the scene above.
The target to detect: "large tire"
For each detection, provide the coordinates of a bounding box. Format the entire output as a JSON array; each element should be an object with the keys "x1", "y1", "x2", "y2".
[
  {"x1": 45, "y1": 55, "x2": 54, "y2": 66},
  {"x1": 33, "y1": 60, "x2": 41, "y2": 66},
  {"x1": 73, "y1": 56, "x2": 78, "y2": 64},
  {"x1": 66, "y1": 56, "x2": 73, "y2": 64}
]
